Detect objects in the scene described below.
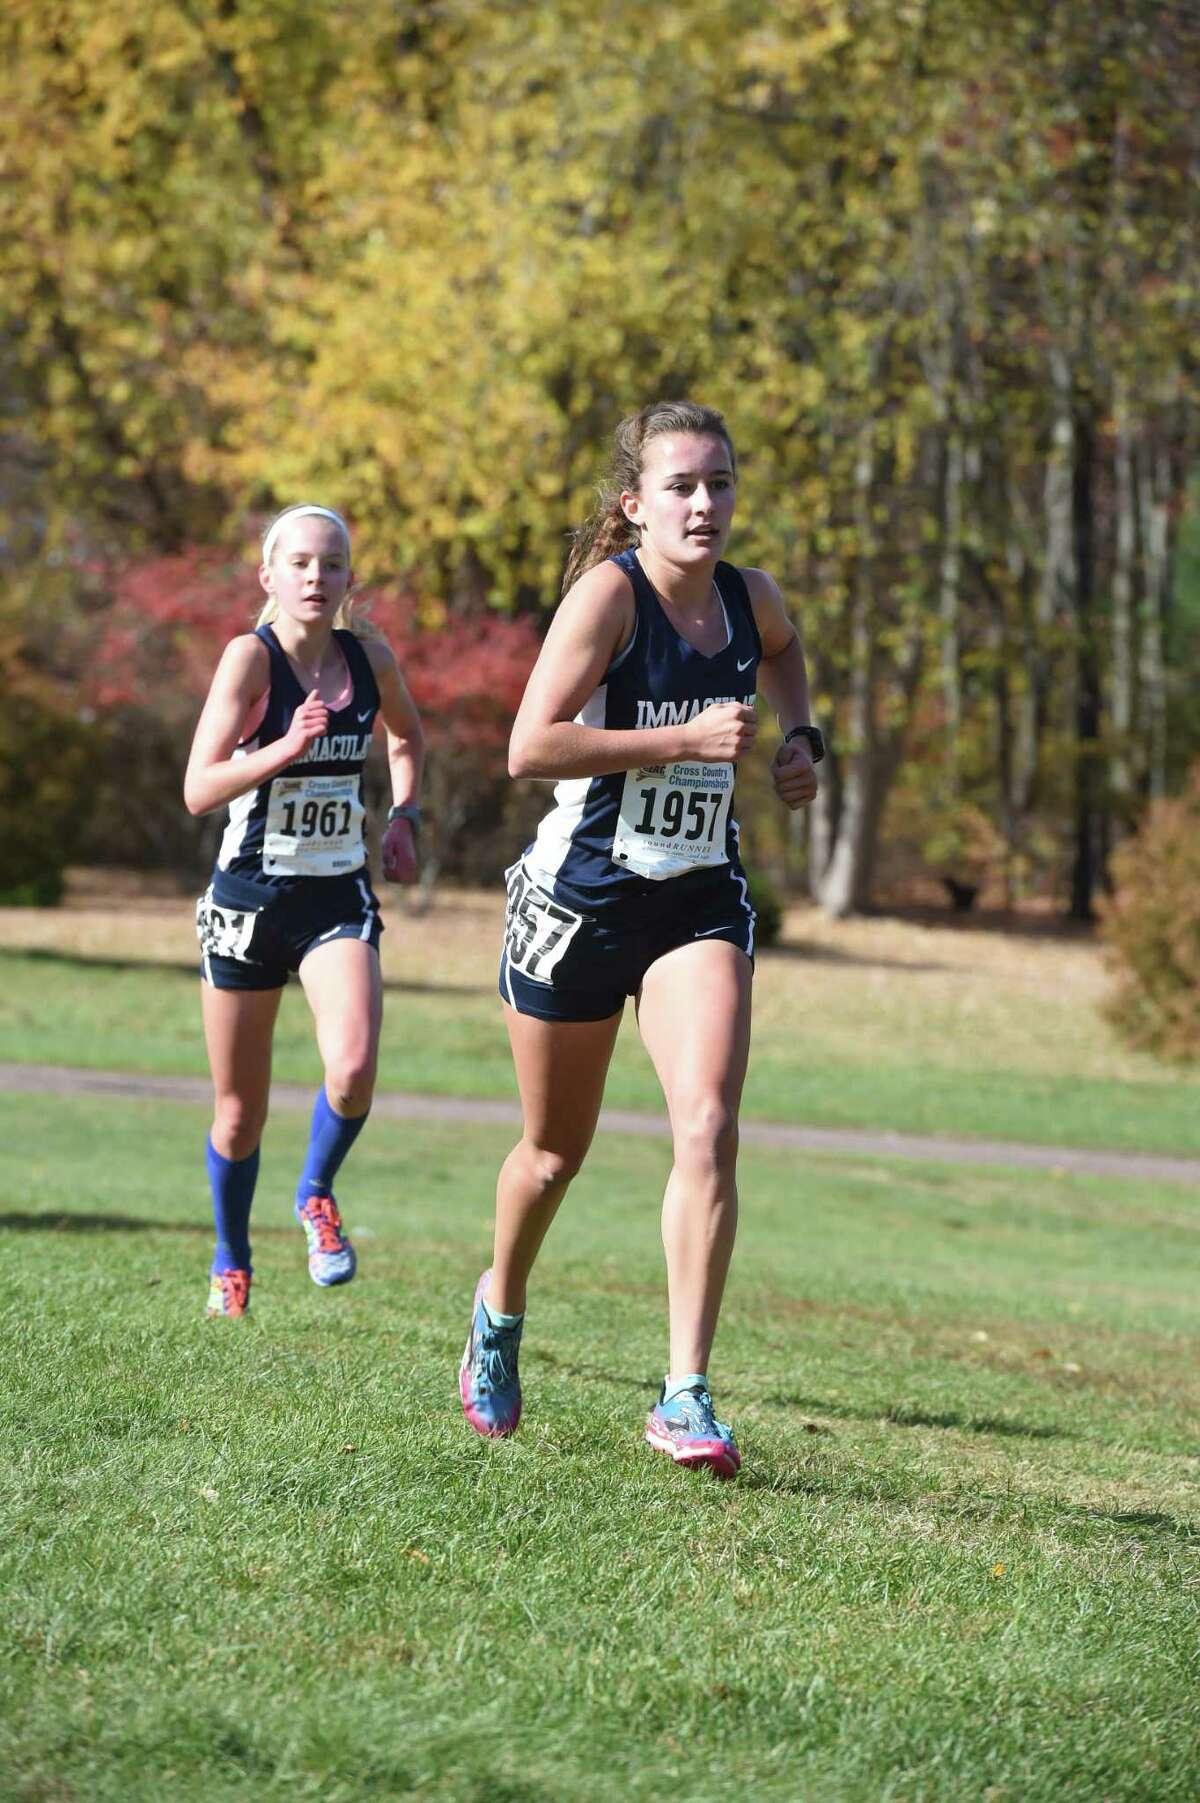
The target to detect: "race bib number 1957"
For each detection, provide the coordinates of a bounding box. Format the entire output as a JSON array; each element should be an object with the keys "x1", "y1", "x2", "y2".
[
  {"x1": 503, "y1": 863, "x2": 584, "y2": 986},
  {"x1": 611, "y1": 759, "x2": 733, "y2": 881}
]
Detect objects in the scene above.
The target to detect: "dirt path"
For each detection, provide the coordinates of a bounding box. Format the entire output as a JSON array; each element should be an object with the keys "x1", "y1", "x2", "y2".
[{"x1": 3, "y1": 1061, "x2": 1197, "y2": 1187}]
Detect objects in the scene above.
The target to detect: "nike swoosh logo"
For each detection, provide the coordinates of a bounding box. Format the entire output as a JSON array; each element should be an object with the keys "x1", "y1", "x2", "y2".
[
  {"x1": 737, "y1": 657, "x2": 754, "y2": 672},
  {"x1": 357, "y1": 710, "x2": 372, "y2": 723},
  {"x1": 694, "y1": 925, "x2": 731, "y2": 938}
]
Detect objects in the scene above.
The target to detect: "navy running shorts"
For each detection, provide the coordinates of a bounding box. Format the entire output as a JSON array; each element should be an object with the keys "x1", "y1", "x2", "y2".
[
  {"x1": 197, "y1": 868, "x2": 382, "y2": 991},
  {"x1": 498, "y1": 857, "x2": 756, "y2": 1023}
]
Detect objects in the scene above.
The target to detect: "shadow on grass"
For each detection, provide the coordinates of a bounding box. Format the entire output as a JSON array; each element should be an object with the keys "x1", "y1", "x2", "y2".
[
  {"x1": 1060, "y1": 1504, "x2": 1200, "y2": 1548},
  {"x1": 0, "y1": 1210, "x2": 291, "y2": 1236},
  {"x1": 767, "y1": 941, "x2": 949, "y2": 974},
  {"x1": 0, "y1": 945, "x2": 489, "y2": 998},
  {"x1": 737, "y1": 1460, "x2": 1200, "y2": 1542},
  {"x1": 536, "y1": 1346, "x2": 655, "y2": 1395},
  {"x1": 879, "y1": 903, "x2": 1098, "y2": 942},
  {"x1": 763, "y1": 1389, "x2": 1066, "y2": 1441},
  {"x1": 0, "y1": 946, "x2": 198, "y2": 981}
]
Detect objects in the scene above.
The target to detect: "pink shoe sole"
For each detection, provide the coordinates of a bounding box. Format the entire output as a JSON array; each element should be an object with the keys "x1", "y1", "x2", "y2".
[
  {"x1": 459, "y1": 1269, "x2": 522, "y2": 1437},
  {"x1": 459, "y1": 1363, "x2": 522, "y2": 1437},
  {"x1": 645, "y1": 1421, "x2": 741, "y2": 1480}
]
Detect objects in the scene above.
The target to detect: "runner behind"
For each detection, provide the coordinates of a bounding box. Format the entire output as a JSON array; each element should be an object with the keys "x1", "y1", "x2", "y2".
[{"x1": 184, "y1": 504, "x2": 423, "y2": 1316}]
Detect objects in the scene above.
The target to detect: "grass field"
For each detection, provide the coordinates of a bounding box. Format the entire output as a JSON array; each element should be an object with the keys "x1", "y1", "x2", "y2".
[
  {"x1": 1, "y1": 879, "x2": 1197, "y2": 1156},
  {"x1": 3, "y1": 1085, "x2": 1199, "y2": 1802}
]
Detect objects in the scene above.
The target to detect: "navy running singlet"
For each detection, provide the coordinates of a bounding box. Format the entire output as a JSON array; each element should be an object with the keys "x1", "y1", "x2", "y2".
[
  {"x1": 216, "y1": 625, "x2": 380, "y2": 885},
  {"x1": 522, "y1": 548, "x2": 761, "y2": 913}
]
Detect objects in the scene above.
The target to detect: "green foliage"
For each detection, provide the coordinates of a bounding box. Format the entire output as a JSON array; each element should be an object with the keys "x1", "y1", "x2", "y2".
[
  {"x1": 746, "y1": 869, "x2": 784, "y2": 947},
  {"x1": 1102, "y1": 767, "x2": 1200, "y2": 1062},
  {"x1": 1, "y1": 0, "x2": 1197, "y2": 908},
  {"x1": 0, "y1": 686, "x2": 91, "y2": 907}
]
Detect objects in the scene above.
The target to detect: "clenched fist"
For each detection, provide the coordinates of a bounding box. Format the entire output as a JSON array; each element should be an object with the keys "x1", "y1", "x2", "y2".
[
  {"x1": 683, "y1": 701, "x2": 759, "y2": 763},
  {"x1": 771, "y1": 739, "x2": 819, "y2": 810},
  {"x1": 281, "y1": 689, "x2": 330, "y2": 762},
  {"x1": 381, "y1": 815, "x2": 418, "y2": 885}
]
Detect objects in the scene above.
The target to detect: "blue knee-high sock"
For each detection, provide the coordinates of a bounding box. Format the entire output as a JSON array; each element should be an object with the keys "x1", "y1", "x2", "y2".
[
  {"x1": 296, "y1": 1087, "x2": 368, "y2": 1208},
  {"x1": 207, "y1": 1139, "x2": 259, "y2": 1274}
]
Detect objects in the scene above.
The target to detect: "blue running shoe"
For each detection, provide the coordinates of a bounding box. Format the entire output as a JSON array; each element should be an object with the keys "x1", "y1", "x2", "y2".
[
  {"x1": 645, "y1": 1382, "x2": 741, "y2": 1479},
  {"x1": 459, "y1": 1269, "x2": 523, "y2": 1437},
  {"x1": 295, "y1": 1194, "x2": 357, "y2": 1287}
]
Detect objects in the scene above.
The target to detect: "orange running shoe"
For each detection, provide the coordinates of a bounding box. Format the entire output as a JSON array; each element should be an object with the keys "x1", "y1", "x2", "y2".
[
  {"x1": 294, "y1": 1194, "x2": 357, "y2": 1287},
  {"x1": 206, "y1": 1268, "x2": 251, "y2": 1318}
]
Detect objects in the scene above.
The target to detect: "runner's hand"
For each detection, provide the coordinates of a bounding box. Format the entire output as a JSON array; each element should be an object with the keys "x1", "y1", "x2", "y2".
[
  {"x1": 381, "y1": 816, "x2": 418, "y2": 885},
  {"x1": 281, "y1": 690, "x2": 330, "y2": 761},
  {"x1": 771, "y1": 740, "x2": 818, "y2": 810},
  {"x1": 683, "y1": 701, "x2": 758, "y2": 763}
]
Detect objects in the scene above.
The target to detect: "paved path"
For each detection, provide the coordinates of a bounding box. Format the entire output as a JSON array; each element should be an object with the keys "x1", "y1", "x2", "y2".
[{"x1": 3, "y1": 1061, "x2": 1197, "y2": 1186}]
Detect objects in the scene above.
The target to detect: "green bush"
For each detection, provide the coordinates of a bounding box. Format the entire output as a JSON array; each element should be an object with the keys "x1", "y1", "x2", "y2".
[
  {"x1": 747, "y1": 870, "x2": 784, "y2": 948},
  {"x1": 1101, "y1": 768, "x2": 1200, "y2": 1062},
  {"x1": 0, "y1": 690, "x2": 92, "y2": 907}
]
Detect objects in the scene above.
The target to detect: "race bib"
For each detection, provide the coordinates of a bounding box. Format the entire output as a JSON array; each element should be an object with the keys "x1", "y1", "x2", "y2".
[
  {"x1": 503, "y1": 862, "x2": 585, "y2": 986},
  {"x1": 196, "y1": 888, "x2": 260, "y2": 962},
  {"x1": 611, "y1": 761, "x2": 733, "y2": 880},
  {"x1": 262, "y1": 773, "x2": 365, "y2": 877}
]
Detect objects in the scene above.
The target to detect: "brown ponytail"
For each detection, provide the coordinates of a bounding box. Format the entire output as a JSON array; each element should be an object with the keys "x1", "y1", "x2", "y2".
[
  {"x1": 561, "y1": 400, "x2": 737, "y2": 596},
  {"x1": 562, "y1": 499, "x2": 636, "y2": 595}
]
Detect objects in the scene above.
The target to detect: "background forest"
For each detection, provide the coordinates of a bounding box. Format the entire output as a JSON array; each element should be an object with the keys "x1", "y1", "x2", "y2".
[{"x1": 2, "y1": 0, "x2": 1197, "y2": 918}]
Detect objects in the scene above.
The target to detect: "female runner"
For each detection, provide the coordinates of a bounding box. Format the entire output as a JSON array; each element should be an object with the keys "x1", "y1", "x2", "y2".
[
  {"x1": 184, "y1": 503, "x2": 423, "y2": 1317},
  {"x1": 459, "y1": 402, "x2": 821, "y2": 1476}
]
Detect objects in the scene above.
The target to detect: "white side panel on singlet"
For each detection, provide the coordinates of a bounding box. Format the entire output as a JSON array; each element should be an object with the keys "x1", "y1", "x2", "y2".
[
  {"x1": 216, "y1": 742, "x2": 257, "y2": 871},
  {"x1": 525, "y1": 685, "x2": 608, "y2": 887}
]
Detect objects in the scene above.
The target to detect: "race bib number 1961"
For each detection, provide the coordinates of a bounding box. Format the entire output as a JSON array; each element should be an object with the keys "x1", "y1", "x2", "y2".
[
  {"x1": 263, "y1": 773, "x2": 365, "y2": 877},
  {"x1": 611, "y1": 760, "x2": 733, "y2": 880},
  {"x1": 196, "y1": 888, "x2": 260, "y2": 962}
]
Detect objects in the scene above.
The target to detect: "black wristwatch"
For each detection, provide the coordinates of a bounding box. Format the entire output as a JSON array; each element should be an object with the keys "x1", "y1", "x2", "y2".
[
  {"x1": 784, "y1": 725, "x2": 825, "y2": 763},
  {"x1": 387, "y1": 802, "x2": 422, "y2": 830}
]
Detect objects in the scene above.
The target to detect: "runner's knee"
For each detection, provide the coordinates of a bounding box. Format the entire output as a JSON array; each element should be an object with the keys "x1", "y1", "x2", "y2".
[
  {"x1": 323, "y1": 1046, "x2": 377, "y2": 1112},
  {"x1": 671, "y1": 1097, "x2": 739, "y2": 1174},
  {"x1": 212, "y1": 1096, "x2": 268, "y2": 1160},
  {"x1": 520, "y1": 1139, "x2": 587, "y2": 1195}
]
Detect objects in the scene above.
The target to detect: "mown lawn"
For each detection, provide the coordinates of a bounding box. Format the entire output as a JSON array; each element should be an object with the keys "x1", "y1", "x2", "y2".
[
  {"x1": 1, "y1": 888, "x2": 1198, "y2": 1157},
  {"x1": 2, "y1": 1091, "x2": 1198, "y2": 1801}
]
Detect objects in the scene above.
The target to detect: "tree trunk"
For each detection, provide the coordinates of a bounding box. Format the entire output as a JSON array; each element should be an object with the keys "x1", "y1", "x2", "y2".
[
  {"x1": 813, "y1": 528, "x2": 879, "y2": 915},
  {"x1": 813, "y1": 745, "x2": 892, "y2": 917},
  {"x1": 807, "y1": 747, "x2": 839, "y2": 896},
  {"x1": 1069, "y1": 401, "x2": 1103, "y2": 922},
  {"x1": 939, "y1": 427, "x2": 965, "y2": 786},
  {"x1": 1013, "y1": 370, "x2": 1074, "y2": 817},
  {"x1": 809, "y1": 323, "x2": 928, "y2": 917},
  {"x1": 1109, "y1": 386, "x2": 1136, "y2": 828},
  {"x1": 811, "y1": 408, "x2": 920, "y2": 917},
  {"x1": 1138, "y1": 437, "x2": 1171, "y2": 801}
]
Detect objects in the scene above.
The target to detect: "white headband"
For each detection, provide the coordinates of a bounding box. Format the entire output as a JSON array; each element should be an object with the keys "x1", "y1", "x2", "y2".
[{"x1": 261, "y1": 505, "x2": 351, "y2": 566}]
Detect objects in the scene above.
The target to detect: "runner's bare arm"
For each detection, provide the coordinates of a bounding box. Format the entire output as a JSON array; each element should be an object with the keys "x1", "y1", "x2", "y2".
[
  {"x1": 367, "y1": 640, "x2": 423, "y2": 885},
  {"x1": 510, "y1": 564, "x2": 756, "y2": 779},
  {"x1": 745, "y1": 569, "x2": 819, "y2": 811},
  {"x1": 184, "y1": 637, "x2": 330, "y2": 816}
]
